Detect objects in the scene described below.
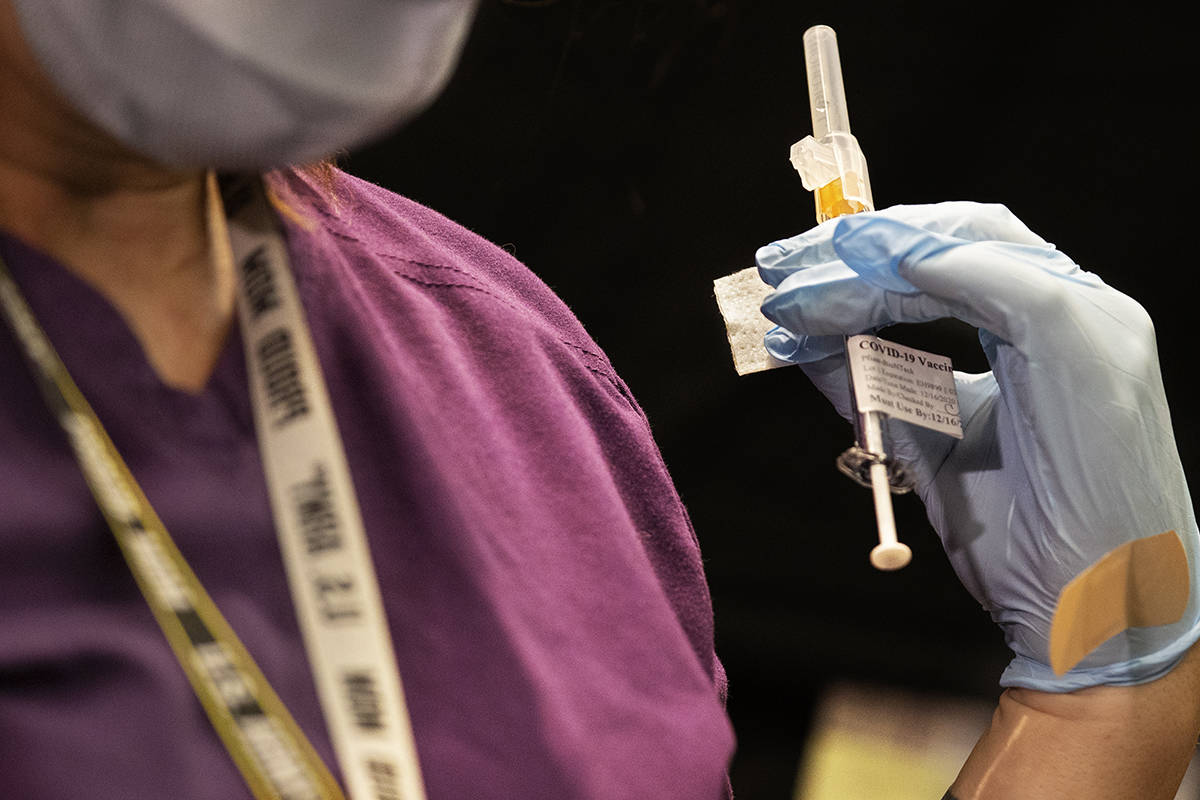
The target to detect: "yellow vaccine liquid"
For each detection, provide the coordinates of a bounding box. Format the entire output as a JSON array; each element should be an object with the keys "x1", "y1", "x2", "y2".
[{"x1": 814, "y1": 173, "x2": 871, "y2": 222}]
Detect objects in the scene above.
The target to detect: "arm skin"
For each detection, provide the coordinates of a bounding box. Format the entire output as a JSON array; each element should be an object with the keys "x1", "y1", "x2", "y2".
[{"x1": 951, "y1": 642, "x2": 1200, "y2": 799}]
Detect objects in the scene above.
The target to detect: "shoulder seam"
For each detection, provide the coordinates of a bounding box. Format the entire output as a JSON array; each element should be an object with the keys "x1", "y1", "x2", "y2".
[
  {"x1": 294, "y1": 203, "x2": 641, "y2": 414},
  {"x1": 387, "y1": 270, "x2": 639, "y2": 412}
]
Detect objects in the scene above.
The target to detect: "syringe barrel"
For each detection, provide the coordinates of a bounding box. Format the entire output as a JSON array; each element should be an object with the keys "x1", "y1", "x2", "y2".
[
  {"x1": 803, "y1": 25, "x2": 851, "y2": 139},
  {"x1": 793, "y1": 24, "x2": 873, "y2": 221}
]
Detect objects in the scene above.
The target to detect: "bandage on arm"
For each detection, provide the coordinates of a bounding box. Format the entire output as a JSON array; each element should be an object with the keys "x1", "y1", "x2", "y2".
[{"x1": 950, "y1": 641, "x2": 1200, "y2": 800}]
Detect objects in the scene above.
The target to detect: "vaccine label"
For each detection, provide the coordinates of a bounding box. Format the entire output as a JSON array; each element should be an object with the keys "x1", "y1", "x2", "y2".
[{"x1": 846, "y1": 334, "x2": 963, "y2": 439}]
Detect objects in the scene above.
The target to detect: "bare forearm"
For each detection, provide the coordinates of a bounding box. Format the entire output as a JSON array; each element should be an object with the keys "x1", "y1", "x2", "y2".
[{"x1": 951, "y1": 642, "x2": 1200, "y2": 800}]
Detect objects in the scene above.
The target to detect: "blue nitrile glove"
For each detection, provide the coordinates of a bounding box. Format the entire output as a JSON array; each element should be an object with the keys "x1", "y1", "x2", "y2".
[{"x1": 756, "y1": 202, "x2": 1200, "y2": 692}]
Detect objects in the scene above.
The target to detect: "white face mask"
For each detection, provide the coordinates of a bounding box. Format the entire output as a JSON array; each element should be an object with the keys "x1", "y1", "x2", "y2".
[{"x1": 10, "y1": 0, "x2": 479, "y2": 169}]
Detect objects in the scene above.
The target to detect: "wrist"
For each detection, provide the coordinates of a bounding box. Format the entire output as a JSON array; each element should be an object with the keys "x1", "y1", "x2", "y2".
[{"x1": 951, "y1": 641, "x2": 1200, "y2": 800}]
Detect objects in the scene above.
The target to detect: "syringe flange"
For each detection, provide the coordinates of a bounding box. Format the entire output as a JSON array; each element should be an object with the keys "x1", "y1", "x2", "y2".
[{"x1": 836, "y1": 444, "x2": 915, "y2": 494}]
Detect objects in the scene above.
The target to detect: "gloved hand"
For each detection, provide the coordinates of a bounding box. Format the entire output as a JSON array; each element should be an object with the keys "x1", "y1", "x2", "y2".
[{"x1": 756, "y1": 202, "x2": 1200, "y2": 692}]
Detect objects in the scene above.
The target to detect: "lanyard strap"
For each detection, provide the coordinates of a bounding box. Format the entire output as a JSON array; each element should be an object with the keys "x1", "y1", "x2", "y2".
[{"x1": 0, "y1": 173, "x2": 425, "y2": 800}]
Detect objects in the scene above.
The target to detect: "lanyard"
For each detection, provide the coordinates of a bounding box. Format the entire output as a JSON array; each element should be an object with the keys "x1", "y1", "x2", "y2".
[{"x1": 0, "y1": 173, "x2": 426, "y2": 800}]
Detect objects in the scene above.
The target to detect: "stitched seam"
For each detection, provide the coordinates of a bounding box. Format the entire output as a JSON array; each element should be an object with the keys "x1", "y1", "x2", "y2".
[
  {"x1": 390, "y1": 271, "x2": 524, "y2": 314},
  {"x1": 390, "y1": 271, "x2": 635, "y2": 408},
  {"x1": 389, "y1": 270, "x2": 606, "y2": 359},
  {"x1": 297, "y1": 216, "x2": 627, "y2": 399},
  {"x1": 324, "y1": 228, "x2": 361, "y2": 245},
  {"x1": 312, "y1": 204, "x2": 342, "y2": 224},
  {"x1": 385, "y1": 265, "x2": 610, "y2": 363},
  {"x1": 303, "y1": 217, "x2": 610, "y2": 360},
  {"x1": 377, "y1": 253, "x2": 490, "y2": 286}
]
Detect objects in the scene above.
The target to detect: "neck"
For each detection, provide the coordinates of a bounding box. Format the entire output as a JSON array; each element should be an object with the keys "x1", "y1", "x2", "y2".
[
  {"x1": 1, "y1": 0, "x2": 237, "y2": 393},
  {"x1": 0, "y1": 160, "x2": 212, "y2": 277},
  {"x1": 0, "y1": 163, "x2": 238, "y2": 395},
  {"x1": 0, "y1": 159, "x2": 238, "y2": 394}
]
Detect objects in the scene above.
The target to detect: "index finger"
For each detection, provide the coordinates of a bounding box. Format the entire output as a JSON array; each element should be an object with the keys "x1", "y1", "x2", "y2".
[{"x1": 756, "y1": 201, "x2": 1052, "y2": 288}]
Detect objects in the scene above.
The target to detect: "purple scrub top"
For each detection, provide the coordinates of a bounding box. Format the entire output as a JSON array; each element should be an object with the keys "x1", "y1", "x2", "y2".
[{"x1": 0, "y1": 169, "x2": 735, "y2": 799}]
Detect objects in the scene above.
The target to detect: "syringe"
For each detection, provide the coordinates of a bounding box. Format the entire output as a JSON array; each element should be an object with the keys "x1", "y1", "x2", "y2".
[{"x1": 791, "y1": 24, "x2": 915, "y2": 571}]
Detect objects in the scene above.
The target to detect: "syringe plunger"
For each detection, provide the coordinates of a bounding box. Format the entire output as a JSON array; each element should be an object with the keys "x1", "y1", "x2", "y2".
[{"x1": 795, "y1": 25, "x2": 906, "y2": 570}]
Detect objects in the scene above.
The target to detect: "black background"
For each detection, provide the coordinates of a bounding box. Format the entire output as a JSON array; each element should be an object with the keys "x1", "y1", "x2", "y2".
[{"x1": 344, "y1": 2, "x2": 1196, "y2": 796}]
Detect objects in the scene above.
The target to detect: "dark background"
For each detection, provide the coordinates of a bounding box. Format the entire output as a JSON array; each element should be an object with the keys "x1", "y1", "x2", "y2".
[{"x1": 344, "y1": 2, "x2": 1196, "y2": 796}]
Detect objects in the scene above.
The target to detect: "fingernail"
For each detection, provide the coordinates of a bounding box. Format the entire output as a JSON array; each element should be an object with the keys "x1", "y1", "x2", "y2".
[
  {"x1": 764, "y1": 328, "x2": 844, "y2": 364},
  {"x1": 754, "y1": 241, "x2": 789, "y2": 268}
]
